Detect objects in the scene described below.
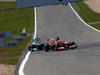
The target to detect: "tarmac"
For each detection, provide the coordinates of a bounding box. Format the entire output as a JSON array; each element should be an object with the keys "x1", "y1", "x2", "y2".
[{"x1": 24, "y1": 5, "x2": 100, "y2": 75}]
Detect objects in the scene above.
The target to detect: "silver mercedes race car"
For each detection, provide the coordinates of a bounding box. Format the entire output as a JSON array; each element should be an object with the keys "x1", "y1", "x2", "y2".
[{"x1": 28, "y1": 37, "x2": 44, "y2": 52}]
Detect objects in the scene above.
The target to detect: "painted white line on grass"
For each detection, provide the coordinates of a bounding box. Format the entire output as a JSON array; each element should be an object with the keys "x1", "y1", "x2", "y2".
[
  {"x1": 18, "y1": 7, "x2": 37, "y2": 75},
  {"x1": 68, "y1": 3, "x2": 100, "y2": 33}
]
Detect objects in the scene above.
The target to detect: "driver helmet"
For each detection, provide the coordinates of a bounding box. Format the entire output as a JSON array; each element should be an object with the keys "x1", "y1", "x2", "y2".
[
  {"x1": 55, "y1": 37, "x2": 60, "y2": 41},
  {"x1": 47, "y1": 38, "x2": 49, "y2": 41}
]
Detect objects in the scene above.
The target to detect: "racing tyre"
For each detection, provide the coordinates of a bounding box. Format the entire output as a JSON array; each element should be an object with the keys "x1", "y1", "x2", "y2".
[
  {"x1": 28, "y1": 46, "x2": 32, "y2": 51},
  {"x1": 39, "y1": 44, "x2": 44, "y2": 50},
  {"x1": 45, "y1": 44, "x2": 50, "y2": 52},
  {"x1": 53, "y1": 45, "x2": 58, "y2": 51},
  {"x1": 69, "y1": 42, "x2": 77, "y2": 49}
]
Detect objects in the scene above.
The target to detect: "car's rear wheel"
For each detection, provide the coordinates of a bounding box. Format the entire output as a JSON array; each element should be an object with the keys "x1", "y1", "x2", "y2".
[
  {"x1": 70, "y1": 45, "x2": 77, "y2": 49},
  {"x1": 69, "y1": 42, "x2": 77, "y2": 49},
  {"x1": 45, "y1": 44, "x2": 50, "y2": 52}
]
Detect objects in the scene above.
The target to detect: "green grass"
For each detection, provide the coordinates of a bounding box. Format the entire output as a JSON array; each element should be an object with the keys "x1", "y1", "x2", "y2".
[
  {"x1": 0, "y1": 57, "x2": 19, "y2": 65},
  {"x1": 0, "y1": 2, "x2": 34, "y2": 65},
  {"x1": 0, "y1": 1, "x2": 16, "y2": 8},
  {"x1": 0, "y1": 36, "x2": 31, "y2": 65},
  {"x1": 72, "y1": 1, "x2": 100, "y2": 23},
  {"x1": 0, "y1": 8, "x2": 34, "y2": 34},
  {"x1": 91, "y1": 23, "x2": 100, "y2": 30},
  {"x1": 4, "y1": 35, "x2": 18, "y2": 42}
]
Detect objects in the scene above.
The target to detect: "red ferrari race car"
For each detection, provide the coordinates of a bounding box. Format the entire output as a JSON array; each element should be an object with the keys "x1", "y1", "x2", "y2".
[{"x1": 45, "y1": 37, "x2": 77, "y2": 52}]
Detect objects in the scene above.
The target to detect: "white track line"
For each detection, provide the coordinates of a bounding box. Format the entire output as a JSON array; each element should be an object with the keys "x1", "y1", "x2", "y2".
[
  {"x1": 34, "y1": 7, "x2": 37, "y2": 39},
  {"x1": 68, "y1": 3, "x2": 100, "y2": 33},
  {"x1": 18, "y1": 7, "x2": 37, "y2": 75},
  {"x1": 18, "y1": 51, "x2": 31, "y2": 75}
]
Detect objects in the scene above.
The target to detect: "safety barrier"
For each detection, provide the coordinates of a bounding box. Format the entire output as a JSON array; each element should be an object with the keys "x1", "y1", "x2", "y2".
[{"x1": 0, "y1": 32, "x2": 28, "y2": 48}]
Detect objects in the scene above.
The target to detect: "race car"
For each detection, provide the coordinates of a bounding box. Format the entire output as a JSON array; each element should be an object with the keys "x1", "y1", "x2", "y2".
[
  {"x1": 45, "y1": 37, "x2": 77, "y2": 51},
  {"x1": 28, "y1": 37, "x2": 44, "y2": 52}
]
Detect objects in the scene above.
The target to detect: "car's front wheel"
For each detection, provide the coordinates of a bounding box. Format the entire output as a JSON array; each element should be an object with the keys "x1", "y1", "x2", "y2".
[{"x1": 39, "y1": 44, "x2": 44, "y2": 50}]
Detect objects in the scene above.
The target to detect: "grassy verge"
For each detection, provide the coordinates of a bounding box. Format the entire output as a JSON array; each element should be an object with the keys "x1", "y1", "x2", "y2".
[
  {"x1": 0, "y1": 1, "x2": 16, "y2": 8},
  {"x1": 72, "y1": 1, "x2": 100, "y2": 29},
  {"x1": 0, "y1": 8, "x2": 34, "y2": 34},
  {"x1": 0, "y1": 36, "x2": 31, "y2": 65},
  {"x1": 91, "y1": 23, "x2": 100, "y2": 30},
  {"x1": 0, "y1": 2, "x2": 34, "y2": 65}
]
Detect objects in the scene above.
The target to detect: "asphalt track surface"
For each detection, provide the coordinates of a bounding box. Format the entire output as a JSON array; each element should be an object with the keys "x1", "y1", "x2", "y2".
[{"x1": 24, "y1": 5, "x2": 100, "y2": 75}]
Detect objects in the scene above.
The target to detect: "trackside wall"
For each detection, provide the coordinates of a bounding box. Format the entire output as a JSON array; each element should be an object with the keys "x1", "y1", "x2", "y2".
[{"x1": 16, "y1": 0, "x2": 79, "y2": 8}]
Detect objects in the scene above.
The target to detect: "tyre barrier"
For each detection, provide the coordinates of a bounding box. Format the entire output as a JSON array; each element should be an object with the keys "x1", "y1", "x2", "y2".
[
  {"x1": 19, "y1": 33, "x2": 27, "y2": 37},
  {"x1": 16, "y1": 37, "x2": 24, "y2": 43},
  {"x1": 0, "y1": 32, "x2": 28, "y2": 48},
  {"x1": 0, "y1": 39, "x2": 4, "y2": 48},
  {"x1": 7, "y1": 41, "x2": 17, "y2": 48},
  {"x1": 0, "y1": 32, "x2": 12, "y2": 38}
]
